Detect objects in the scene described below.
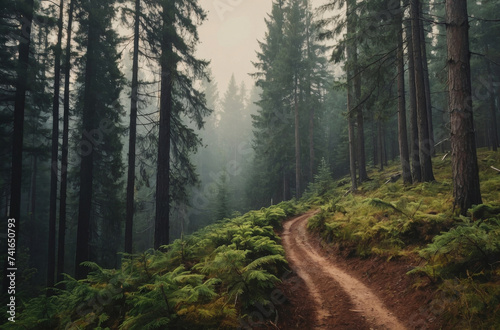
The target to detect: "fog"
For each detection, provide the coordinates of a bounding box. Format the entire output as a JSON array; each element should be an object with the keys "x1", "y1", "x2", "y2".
[{"x1": 196, "y1": 0, "x2": 327, "y2": 91}]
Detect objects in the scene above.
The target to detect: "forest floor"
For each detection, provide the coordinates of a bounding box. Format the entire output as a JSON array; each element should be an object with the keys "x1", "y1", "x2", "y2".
[{"x1": 275, "y1": 210, "x2": 443, "y2": 330}]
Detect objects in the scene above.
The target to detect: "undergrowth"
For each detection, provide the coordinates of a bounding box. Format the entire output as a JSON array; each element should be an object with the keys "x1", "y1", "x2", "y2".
[
  {"x1": 305, "y1": 149, "x2": 500, "y2": 328},
  {"x1": 8, "y1": 201, "x2": 302, "y2": 329}
]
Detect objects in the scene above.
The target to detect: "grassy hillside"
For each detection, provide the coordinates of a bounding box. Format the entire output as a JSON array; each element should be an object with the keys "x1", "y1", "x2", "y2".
[
  {"x1": 7, "y1": 202, "x2": 301, "y2": 329},
  {"x1": 7, "y1": 150, "x2": 499, "y2": 329},
  {"x1": 306, "y1": 149, "x2": 500, "y2": 329}
]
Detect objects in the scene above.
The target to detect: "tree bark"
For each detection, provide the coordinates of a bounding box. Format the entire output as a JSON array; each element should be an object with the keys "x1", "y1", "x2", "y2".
[
  {"x1": 9, "y1": 0, "x2": 34, "y2": 238},
  {"x1": 125, "y1": 0, "x2": 140, "y2": 254},
  {"x1": 346, "y1": 0, "x2": 357, "y2": 191},
  {"x1": 410, "y1": 0, "x2": 434, "y2": 182},
  {"x1": 75, "y1": 1, "x2": 99, "y2": 279},
  {"x1": 352, "y1": 2, "x2": 368, "y2": 183},
  {"x1": 419, "y1": 1, "x2": 434, "y2": 156},
  {"x1": 445, "y1": 0, "x2": 482, "y2": 214},
  {"x1": 155, "y1": 3, "x2": 173, "y2": 249},
  {"x1": 485, "y1": 44, "x2": 498, "y2": 151},
  {"x1": 306, "y1": 8, "x2": 315, "y2": 183},
  {"x1": 406, "y1": 20, "x2": 421, "y2": 182},
  {"x1": 294, "y1": 79, "x2": 302, "y2": 198},
  {"x1": 58, "y1": 0, "x2": 74, "y2": 284},
  {"x1": 308, "y1": 100, "x2": 315, "y2": 182},
  {"x1": 378, "y1": 120, "x2": 385, "y2": 171},
  {"x1": 47, "y1": 0, "x2": 64, "y2": 290},
  {"x1": 5, "y1": 0, "x2": 34, "y2": 295},
  {"x1": 372, "y1": 114, "x2": 378, "y2": 167},
  {"x1": 397, "y1": 3, "x2": 412, "y2": 184},
  {"x1": 29, "y1": 153, "x2": 37, "y2": 264}
]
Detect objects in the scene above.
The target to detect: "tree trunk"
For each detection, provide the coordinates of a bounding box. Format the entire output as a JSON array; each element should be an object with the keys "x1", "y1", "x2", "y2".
[
  {"x1": 397, "y1": 4, "x2": 412, "y2": 184},
  {"x1": 372, "y1": 115, "x2": 378, "y2": 167},
  {"x1": 47, "y1": 0, "x2": 64, "y2": 290},
  {"x1": 346, "y1": 0, "x2": 357, "y2": 191},
  {"x1": 352, "y1": 3, "x2": 368, "y2": 182},
  {"x1": 125, "y1": 0, "x2": 140, "y2": 254},
  {"x1": 294, "y1": 80, "x2": 302, "y2": 199},
  {"x1": 58, "y1": 0, "x2": 74, "y2": 284},
  {"x1": 9, "y1": 0, "x2": 34, "y2": 242},
  {"x1": 5, "y1": 0, "x2": 34, "y2": 295},
  {"x1": 485, "y1": 45, "x2": 498, "y2": 151},
  {"x1": 29, "y1": 154, "x2": 37, "y2": 264},
  {"x1": 155, "y1": 3, "x2": 173, "y2": 249},
  {"x1": 378, "y1": 120, "x2": 385, "y2": 171},
  {"x1": 306, "y1": 9, "x2": 315, "y2": 183},
  {"x1": 354, "y1": 61, "x2": 368, "y2": 182},
  {"x1": 446, "y1": 0, "x2": 482, "y2": 214},
  {"x1": 406, "y1": 21, "x2": 421, "y2": 182},
  {"x1": 309, "y1": 102, "x2": 315, "y2": 182},
  {"x1": 75, "y1": 1, "x2": 99, "y2": 279},
  {"x1": 419, "y1": 1, "x2": 435, "y2": 156},
  {"x1": 411, "y1": 0, "x2": 434, "y2": 182}
]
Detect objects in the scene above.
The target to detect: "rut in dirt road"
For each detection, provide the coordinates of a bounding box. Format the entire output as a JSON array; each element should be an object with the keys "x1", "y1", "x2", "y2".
[{"x1": 281, "y1": 212, "x2": 407, "y2": 330}]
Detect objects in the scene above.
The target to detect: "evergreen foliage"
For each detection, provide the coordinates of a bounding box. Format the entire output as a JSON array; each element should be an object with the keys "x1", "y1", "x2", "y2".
[
  {"x1": 11, "y1": 203, "x2": 299, "y2": 329},
  {"x1": 250, "y1": 0, "x2": 329, "y2": 206},
  {"x1": 304, "y1": 158, "x2": 336, "y2": 201},
  {"x1": 70, "y1": 0, "x2": 126, "y2": 269}
]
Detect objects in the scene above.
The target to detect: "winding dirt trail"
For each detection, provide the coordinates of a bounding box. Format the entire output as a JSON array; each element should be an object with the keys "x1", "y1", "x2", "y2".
[{"x1": 281, "y1": 211, "x2": 407, "y2": 329}]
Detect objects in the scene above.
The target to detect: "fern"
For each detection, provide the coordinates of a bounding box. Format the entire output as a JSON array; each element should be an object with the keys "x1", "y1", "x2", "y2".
[{"x1": 14, "y1": 202, "x2": 297, "y2": 329}]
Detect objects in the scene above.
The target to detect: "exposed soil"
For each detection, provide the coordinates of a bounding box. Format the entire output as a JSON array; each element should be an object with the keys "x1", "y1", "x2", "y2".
[{"x1": 274, "y1": 211, "x2": 444, "y2": 329}]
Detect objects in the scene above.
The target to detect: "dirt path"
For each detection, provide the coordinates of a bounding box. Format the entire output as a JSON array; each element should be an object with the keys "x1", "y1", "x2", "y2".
[{"x1": 281, "y1": 211, "x2": 407, "y2": 329}]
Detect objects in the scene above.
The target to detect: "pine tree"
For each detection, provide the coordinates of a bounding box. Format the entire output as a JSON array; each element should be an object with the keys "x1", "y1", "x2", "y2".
[
  {"x1": 9, "y1": 0, "x2": 34, "y2": 267},
  {"x1": 345, "y1": 0, "x2": 358, "y2": 191},
  {"x1": 57, "y1": 0, "x2": 75, "y2": 283},
  {"x1": 0, "y1": 0, "x2": 17, "y2": 217},
  {"x1": 251, "y1": 0, "x2": 293, "y2": 205},
  {"x1": 74, "y1": 0, "x2": 125, "y2": 278},
  {"x1": 446, "y1": 0, "x2": 482, "y2": 214},
  {"x1": 406, "y1": 17, "x2": 422, "y2": 182},
  {"x1": 125, "y1": 0, "x2": 141, "y2": 254},
  {"x1": 140, "y1": 0, "x2": 210, "y2": 248},
  {"x1": 47, "y1": 0, "x2": 65, "y2": 290},
  {"x1": 396, "y1": 0, "x2": 411, "y2": 184},
  {"x1": 251, "y1": 0, "x2": 327, "y2": 203},
  {"x1": 410, "y1": 0, "x2": 434, "y2": 182}
]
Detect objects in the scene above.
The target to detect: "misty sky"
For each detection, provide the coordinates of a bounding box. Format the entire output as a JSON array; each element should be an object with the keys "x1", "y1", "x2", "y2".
[{"x1": 196, "y1": 0, "x2": 327, "y2": 93}]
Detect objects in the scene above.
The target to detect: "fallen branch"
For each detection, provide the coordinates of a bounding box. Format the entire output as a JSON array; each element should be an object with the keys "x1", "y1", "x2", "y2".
[
  {"x1": 441, "y1": 152, "x2": 450, "y2": 161},
  {"x1": 385, "y1": 173, "x2": 401, "y2": 184},
  {"x1": 491, "y1": 166, "x2": 500, "y2": 173}
]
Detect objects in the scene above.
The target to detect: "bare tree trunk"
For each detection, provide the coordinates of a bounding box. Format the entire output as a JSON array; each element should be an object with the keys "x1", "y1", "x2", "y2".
[
  {"x1": 411, "y1": 0, "x2": 434, "y2": 182},
  {"x1": 155, "y1": 3, "x2": 173, "y2": 249},
  {"x1": 419, "y1": 1, "x2": 434, "y2": 156},
  {"x1": 397, "y1": 3, "x2": 412, "y2": 184},
  {"x1": 406, "y1": 20, "x2": 421, "y2": 182},
  {"x1": 485, "y1": 44, "x2": 498, "y2": 151},
  {"x1": 29, "y1": 154, "x2": 37, "y2": 261},
  {"x1": 294, "y1": 80, "x2": 302, "y2": 198},
  {"x1": 75, "y1": 1, "x2": 99, "y2": 279},
  {"x1": 378, "y1": 120, "x2": 385, "y2": 171},
  {"x1": 354, "y1": 60, "x2": 368, "y2": 182},
  {"x1": 306, "y1": 8, "x2": 315, "y2": 183},
  {"x1": 47, "y1": 0, "x2": 64, "y2": 291},
  {"x1": 5, "y1": 0, "x2": 34, "y2": 295},
  {"x1": 346, "y1": 0, "x2": 357, "y2": 191},
  {"x1": 125, "y1": 0, "x2": 140, "y2": 254},
  {"x1": 372, "y1": 114, "x2": 378, "y2": 167},
  {"x1": 309, "y1": 103, "x2": 315, "y2": 182},
  {"x1": 58, "y1": 0, "x2": 74, "y2": 284},
  {"x1": 446, "y1": 0, "x2": 482, "y2": 214}
]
